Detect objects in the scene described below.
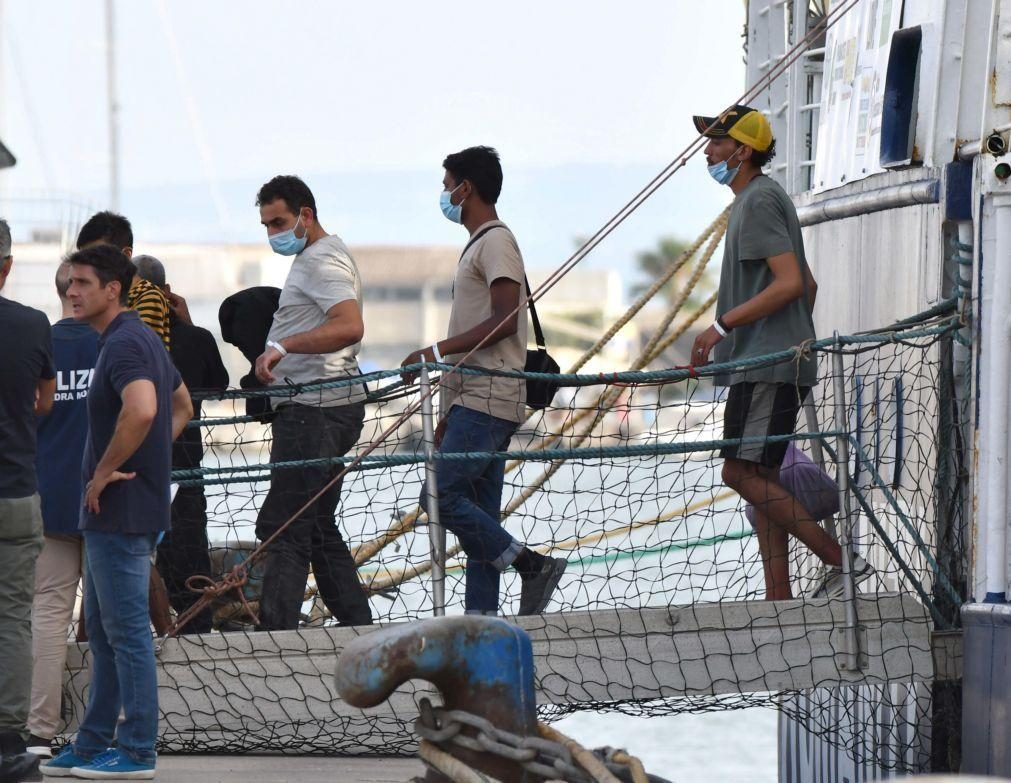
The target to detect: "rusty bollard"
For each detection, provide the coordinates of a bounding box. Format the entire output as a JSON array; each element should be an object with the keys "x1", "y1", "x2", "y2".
[{"x1": 336, "y1": 615, "x2": 539, "y2": 782}]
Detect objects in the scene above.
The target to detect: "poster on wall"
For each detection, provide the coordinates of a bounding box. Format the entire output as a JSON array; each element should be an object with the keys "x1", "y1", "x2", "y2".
[{"x1": 812, "y1": 0, "x2": 903, "y2": 193}]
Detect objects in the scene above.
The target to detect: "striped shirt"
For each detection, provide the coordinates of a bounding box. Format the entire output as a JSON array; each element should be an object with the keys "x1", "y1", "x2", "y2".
[{"x1": 126, "y1": 277, "x2": 171, "y2": 349}]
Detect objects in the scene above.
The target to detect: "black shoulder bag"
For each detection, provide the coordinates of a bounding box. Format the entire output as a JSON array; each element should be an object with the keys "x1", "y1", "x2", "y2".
[{"x1": 459, "y1": 226, "x2": 560, "y2": 410}]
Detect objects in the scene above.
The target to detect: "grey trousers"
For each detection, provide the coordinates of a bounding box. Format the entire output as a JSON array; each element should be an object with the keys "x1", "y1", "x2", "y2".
[{"x1": 0, "y1": 494, "x2": 44, "y2": 734}]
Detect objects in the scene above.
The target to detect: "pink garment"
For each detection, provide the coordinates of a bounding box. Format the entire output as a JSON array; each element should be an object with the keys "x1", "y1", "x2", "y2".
[{"x1": 743, "y1": 443, "x2": 839, "y2": 526}]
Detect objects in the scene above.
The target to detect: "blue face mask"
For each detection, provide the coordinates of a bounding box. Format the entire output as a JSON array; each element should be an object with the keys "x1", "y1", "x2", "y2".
[
  {"x1": 440, "y1": 183, "x2": 465, "y2": 224},
  {"x1": 707, "y1": 148, "x2": 743, "y2": 186},
  {"x1": 268, "y1": 214, "x2": 308, "y2": 256}
]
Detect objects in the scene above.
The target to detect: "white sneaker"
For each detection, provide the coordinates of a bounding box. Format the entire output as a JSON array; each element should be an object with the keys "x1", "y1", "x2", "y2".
[{"x1": 805, "y1": 564, "x2": 833, "y2": 597}]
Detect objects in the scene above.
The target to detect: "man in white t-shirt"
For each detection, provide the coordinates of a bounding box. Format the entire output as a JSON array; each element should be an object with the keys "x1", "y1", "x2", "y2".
[
  {"x1": 402, "y1": 146, "x2": 566, "y2": 616},
  {"x1": 253, "y1": 175, "x2": 372, "y2": 630}
]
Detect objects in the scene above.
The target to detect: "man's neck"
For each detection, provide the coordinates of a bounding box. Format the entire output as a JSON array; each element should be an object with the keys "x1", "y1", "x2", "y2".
[
  {"x1": 90, "y1": 304, "x2": 126, "y2": 335},
  {"x1": 464, "y1": 204, "x2": 499, "y2": 235},
  {"x1": 305, "y1": 222, "x2": 329, "y2": 249},
  {"x1": 730, "y1": 165, "x2": 763, "y2": 195},
  {"x1": 61, "y1": 301, "x2": 74, "y2": 319}
]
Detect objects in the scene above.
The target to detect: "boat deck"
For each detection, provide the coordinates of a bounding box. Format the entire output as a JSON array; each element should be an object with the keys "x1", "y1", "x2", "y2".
[{"x1": 32, "y1": 755, "x2": 425, "y2": 783}]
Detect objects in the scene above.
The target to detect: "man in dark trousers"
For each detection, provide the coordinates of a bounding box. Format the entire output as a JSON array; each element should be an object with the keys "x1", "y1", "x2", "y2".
[
  {"x1": 401, "y1": 146, "x2": 566, "y2": 616},
  {"x1": 690, "y1": 105, "x2": 871, "y2": 600},
  {"x1": 41, "y1": 245, "x2": 191, "y2": 779},
  {"x1": 252, "y1": 175, "x2": 373, "y2": 630},
  {"x1": 28, "y1": 262, "x2": 99, "y2": 759},
  {"x1": 0, "y1": 218, "x2": 55, "y2": 783},
  {"x1": 135, "y1": 255, "x2": 229, "y2": 635}
]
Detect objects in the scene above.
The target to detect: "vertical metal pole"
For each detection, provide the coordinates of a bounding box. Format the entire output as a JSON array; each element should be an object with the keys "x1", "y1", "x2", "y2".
[
  {"x1": 105, "y1": 0, "x2": 120, "y2": 210},
  {"x1": 831, "y1": 332, "x2": 860, "y2": 670},
  {"x1": 419, "y1": 365, "x2": 446, "y2": 616}
]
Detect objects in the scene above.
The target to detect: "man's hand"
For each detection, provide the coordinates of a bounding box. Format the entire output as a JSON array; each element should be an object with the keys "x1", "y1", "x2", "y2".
[
  {"x1": 255, "y1": 345, "x2": 285, "y2": 384},
  {"x1": 433, "y1": 418, "x2": 448, "y2": 448},
  {"x1": 165, "y1": 290, "x2": 193, "y2": 325},
  {"x1": 400, "y1": 348, "x2": 429, "y2": 385},
  {"x1": 690, "y1": 325, "x2": 724, "y2": 366},
  {"x1": 85, "y1": 469, "x2": 137, "y2": 514}
]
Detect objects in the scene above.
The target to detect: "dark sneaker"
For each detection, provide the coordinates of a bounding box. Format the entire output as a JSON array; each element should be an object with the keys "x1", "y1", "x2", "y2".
[
  {"x1": 518, "y1": 557, "x2": 568, "y2": 615},
  {"x1": 0, "y1": 729, "x2": 40, "y2": 783},
  {"x1": 40, "y1": 743, "x2": 94, "y2": 777},
  {"x1": 71, "y1": 749, "x2": 155, "y2": 780},
  {"x1": 27, "y1": 734, "x2": 52, "y2": 758}
]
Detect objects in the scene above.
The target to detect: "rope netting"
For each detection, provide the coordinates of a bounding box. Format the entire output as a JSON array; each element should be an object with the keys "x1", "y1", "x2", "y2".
[{"x1": 58, "y1": 302, "x2": 966, "y2": 773}]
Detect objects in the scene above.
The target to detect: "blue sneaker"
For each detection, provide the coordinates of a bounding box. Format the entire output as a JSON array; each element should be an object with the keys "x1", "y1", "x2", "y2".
[
  {"x1": 40, "y1": 744, "x2": 95, "y2": 776},
  {"x1": 71, "y1": 748, "x2": 155, "y2": 779}
]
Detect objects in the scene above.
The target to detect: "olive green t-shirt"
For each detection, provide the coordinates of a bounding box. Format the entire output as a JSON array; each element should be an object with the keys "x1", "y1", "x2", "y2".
[
  {"x1": 440, "y1": 221, "x2": 528, "y2": 423},
  {"x1": 713, "y1": 175, "x2": 817, "y2": 387}
]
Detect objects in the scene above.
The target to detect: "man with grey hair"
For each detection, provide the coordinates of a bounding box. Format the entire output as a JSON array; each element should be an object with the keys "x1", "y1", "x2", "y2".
[
  {"x1": 0, "y1": 218, "x2": 55, "y2": 782},
  {"x1": 135, "y1": 255, "x2": 228, "y2": 634}
]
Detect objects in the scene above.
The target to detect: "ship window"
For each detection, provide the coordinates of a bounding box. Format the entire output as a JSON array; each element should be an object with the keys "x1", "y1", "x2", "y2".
[{"x1": 880, "y1": 26, "x2": 922, "y2": 168}]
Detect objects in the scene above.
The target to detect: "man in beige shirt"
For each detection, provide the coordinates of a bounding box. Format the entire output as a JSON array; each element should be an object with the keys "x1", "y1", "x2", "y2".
[{"x1": 402, "y1": 146, "x2": 566, "y2": 616}]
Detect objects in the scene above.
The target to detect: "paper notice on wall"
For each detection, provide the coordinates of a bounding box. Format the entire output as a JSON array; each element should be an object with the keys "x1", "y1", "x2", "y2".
[{"x1": 812, "y1": 0, "x2": 903, "y2": 193}]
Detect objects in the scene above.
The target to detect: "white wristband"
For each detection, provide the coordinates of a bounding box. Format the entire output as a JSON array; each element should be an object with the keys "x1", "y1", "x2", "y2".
[
  {"x1": 267, "y1": 340, "x2": 288, "y2": 357},
  {"x1": 431, "y1": 343, "x2": 444, "y2": 363},
  {"x1": 712, "y1": 320, "x2": 728, "y2": 338}
]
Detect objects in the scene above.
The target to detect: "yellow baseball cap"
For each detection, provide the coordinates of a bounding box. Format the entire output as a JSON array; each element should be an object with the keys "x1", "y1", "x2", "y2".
[{"x1": 692, "y1": 104, "x2": 774, "y2": 152}]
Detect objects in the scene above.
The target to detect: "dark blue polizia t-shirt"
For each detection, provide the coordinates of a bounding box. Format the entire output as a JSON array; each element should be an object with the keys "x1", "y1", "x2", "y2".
[
  {"x1": 80, "y1": 311, "x2": 182, "y2": 535},
  {"x1": 36, "y1": 319, "x2": 99, "y2": 535}
]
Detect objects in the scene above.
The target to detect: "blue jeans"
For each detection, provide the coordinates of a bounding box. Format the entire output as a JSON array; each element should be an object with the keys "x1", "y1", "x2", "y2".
[
  {"x1": 76, "y1": 531, "x2": 158, "y2": 765},
  {"x1": 421, "y1": 406, "x2": 520, "y2": 613}
]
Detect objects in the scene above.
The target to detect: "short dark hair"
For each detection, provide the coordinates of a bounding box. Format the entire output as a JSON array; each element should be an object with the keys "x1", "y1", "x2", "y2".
[
  {"x1": 77, "y1": 211, "x2": 134, "y2": 251},
  {"x1": 748, "y1": 138, "x2": 777, "y2": 168},
  {"x1": 442, "y1": 146, "x2": 503, "y2": 204},
  {"x1": 67, "y1": 244, "x2": 136, "y2": 305},
  {"x1": 256, "y1": 175, "x2": 317, "y2": 220}
]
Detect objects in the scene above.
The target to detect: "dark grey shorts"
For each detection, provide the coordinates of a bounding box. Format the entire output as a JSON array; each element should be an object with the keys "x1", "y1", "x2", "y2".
[{"x1": 720, "y1": 382, "x2": 810, "y2": 468}]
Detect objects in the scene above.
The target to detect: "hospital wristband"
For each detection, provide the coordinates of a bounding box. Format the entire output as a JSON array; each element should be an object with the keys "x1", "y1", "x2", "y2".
[
  {"x1": 430, "y1": 343, "x2": 444, "y2": 363},
  {"x1": 267, "y1": 340, "x2": 288, "y2": 357}
]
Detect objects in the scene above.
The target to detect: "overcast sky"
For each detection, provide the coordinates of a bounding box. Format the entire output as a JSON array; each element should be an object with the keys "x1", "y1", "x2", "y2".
[{"x1": 0, "y1": 0, "x2": 746, "y2": 275}]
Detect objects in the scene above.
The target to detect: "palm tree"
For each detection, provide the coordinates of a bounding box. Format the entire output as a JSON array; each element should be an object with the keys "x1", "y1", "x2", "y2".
[{"x1": 631, "y1": 236, "x2": 717, "y2": 310}]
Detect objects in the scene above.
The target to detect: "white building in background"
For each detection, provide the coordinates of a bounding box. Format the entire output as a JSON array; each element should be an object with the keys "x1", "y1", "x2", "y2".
[{"x1": 3, "y1": 239, "x2": 634, "y2": 382}]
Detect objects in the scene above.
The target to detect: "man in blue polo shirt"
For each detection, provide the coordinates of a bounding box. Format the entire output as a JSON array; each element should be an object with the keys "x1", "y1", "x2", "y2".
[
  {"x1": 28, "y1": 262, "x2": 100, "y2": 758},
  {"x1": 42, "y1": 245, "x2": 192, "y2": 780}
]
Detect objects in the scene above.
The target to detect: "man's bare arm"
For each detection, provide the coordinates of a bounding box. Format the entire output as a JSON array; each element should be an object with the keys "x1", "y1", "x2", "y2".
[
  {"x1": 277, "y1": 299, "x2": 364, "y2": 354},
  {"x1": 170, "y1": 381, "x2": 193, "y2": 441},
  {"x1": 255, "y1": 299, "x2": 364, "y2": 384},
  {"x1": 720, "y1": 252, "x2": 806, "y2": 329},
  {"x1": 35, "y1": 377, "x2": 56, "y2": 416}
]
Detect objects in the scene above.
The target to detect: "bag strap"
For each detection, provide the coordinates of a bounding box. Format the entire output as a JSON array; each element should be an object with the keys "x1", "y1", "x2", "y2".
[{"x1": 459, "y1": 225, "x2": 548, "y2": 351}]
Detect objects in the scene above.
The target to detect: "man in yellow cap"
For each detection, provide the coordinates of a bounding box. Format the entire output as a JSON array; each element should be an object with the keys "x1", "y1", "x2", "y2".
[{"x1": 689, "y1": 104, "x2": 872, "y2": 601}]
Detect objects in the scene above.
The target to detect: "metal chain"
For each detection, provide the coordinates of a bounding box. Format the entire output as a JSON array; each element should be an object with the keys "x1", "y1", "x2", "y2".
[{"x1": 414, "y1": 703, "x2": 667, "y2": 783}]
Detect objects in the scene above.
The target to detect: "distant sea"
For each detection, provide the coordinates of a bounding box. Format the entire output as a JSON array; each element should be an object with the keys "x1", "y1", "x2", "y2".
[{"x1": 556, "y1": 708, "x2": 779, "y2": 783}]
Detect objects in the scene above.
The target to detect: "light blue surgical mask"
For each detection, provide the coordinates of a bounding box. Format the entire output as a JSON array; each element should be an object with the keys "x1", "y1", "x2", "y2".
[
  {"x1": 440, "y1": 183, "x2": 466, "y2": 224},
  {"x1": 707, "y1": 148, "x2": 743, "y2": 186},
  {"x1": 268, "y1": 214, "x2": 308, "y2": 256}
]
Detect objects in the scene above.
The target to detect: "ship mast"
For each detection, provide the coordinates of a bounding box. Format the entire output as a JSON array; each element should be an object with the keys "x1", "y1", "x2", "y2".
[{"x1": 105, "y1": 0, "x2": 120, "y2": 210}]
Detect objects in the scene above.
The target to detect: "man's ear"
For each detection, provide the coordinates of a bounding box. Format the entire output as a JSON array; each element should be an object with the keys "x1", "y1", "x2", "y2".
[
  {"x1": 123, "y1": 247, "x2": 134, "y2": 260},
  {"x1": 738, "y1": 144, "x2": 754, "y2": 162},
  {"x1": 163, "y1": 283, "x2": 172, "y2": 296}
]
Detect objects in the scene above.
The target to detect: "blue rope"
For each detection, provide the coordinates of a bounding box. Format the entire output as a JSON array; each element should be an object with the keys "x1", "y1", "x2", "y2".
[{"x1": 172, "y1": 431, "x2": 839, "y2": 485}]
